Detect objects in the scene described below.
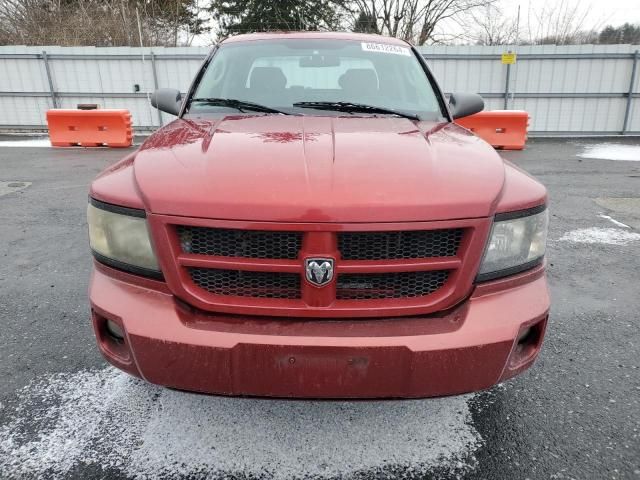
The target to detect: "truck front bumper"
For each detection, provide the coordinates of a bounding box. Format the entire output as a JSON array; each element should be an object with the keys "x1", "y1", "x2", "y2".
[{"x1": 89, "y1": 263, "x2": 549, "y2": 399}]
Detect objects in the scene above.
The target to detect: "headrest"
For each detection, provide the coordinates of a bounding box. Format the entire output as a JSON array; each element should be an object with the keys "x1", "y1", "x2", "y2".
[
  {"x1": 249, "y1": 67, "x2": 287, "y2": 90},
  {"x1": 338, "y1": 69, "x2": 378, "y2": 92}
]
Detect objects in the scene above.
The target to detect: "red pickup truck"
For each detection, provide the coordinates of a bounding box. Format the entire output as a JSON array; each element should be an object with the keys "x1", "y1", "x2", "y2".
[{"x1": 87, "y1": 32, "x2": 549, "y2": 398}]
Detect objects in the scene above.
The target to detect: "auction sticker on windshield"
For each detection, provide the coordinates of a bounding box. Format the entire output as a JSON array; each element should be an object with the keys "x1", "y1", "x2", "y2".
[{"x1": 361, "y1": 42, "x2": 411, "y2": 56}]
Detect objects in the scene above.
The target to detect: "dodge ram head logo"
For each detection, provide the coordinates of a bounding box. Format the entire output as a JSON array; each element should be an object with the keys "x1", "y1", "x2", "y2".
[{"x1": 305, "y1": 258, "x2": 334, "y2": 287}]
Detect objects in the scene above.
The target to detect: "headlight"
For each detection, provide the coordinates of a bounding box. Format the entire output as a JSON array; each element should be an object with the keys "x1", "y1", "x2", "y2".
[
  {"x1": 477, "y1": 206, "x2": 548, "y2": 282},
  {"x1": 87, "y1": 199, "x2": 161, "y2": 278}
]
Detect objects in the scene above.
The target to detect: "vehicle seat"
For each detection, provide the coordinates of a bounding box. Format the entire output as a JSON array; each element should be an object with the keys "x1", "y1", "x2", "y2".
[
  {"x1": 248, "y1": 67, "x2": 287, "y2": 103},
  {"x1": 339, "y1": 69, "x2": 379, "y2": 99},
  {"x1": 288, "y1": 85, "x2": 306, "y2": 103}
]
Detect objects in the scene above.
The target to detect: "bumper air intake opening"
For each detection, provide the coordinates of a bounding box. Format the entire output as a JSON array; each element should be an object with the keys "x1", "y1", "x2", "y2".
[
  {"x1": 91, "y1": 309, "x2": 131, "y2": 364},
  {"x1": 509, "y1": 316, "x2": 547, "y2": 369}
]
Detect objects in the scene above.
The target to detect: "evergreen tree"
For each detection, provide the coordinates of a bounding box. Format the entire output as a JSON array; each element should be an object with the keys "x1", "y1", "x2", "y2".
[
  {"x1": 353, "y1": 11, "x2": 378, "y2": 34},
  {"x1": 209, "y1": 0, "x2": 345, "y2": 37},
  {"x1": 599, "y1": 23, "x2": 640, "y2": 44}
]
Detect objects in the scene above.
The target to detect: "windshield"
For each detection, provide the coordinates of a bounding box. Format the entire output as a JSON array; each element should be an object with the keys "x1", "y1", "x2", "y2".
[{"x1": 189, "y1": 39, "x2": 445, "y2": 120}]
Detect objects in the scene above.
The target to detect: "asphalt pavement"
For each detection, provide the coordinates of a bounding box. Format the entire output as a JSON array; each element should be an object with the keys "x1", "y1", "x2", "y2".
[{"x1": 0, "y1": 136, "x2": 639, "y2": 479}]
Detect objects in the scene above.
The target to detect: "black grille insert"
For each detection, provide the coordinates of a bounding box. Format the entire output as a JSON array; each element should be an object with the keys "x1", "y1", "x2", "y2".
[
  {"x1": 338, "y1": 229, "x2": 463, "y2": 260},
  {"x1": 336, "y1": 271, "x2": 449, "y2": 300},
  {"x1": 188, "y1": 268, "x2": 301, "y2": 299},
  {"x1": 178, "y1": 226, "x2": 302, "y2": 260}
]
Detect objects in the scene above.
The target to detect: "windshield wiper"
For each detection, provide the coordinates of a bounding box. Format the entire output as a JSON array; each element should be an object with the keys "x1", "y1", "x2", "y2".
[
  {"x1": 293, "y1": 101, "x2": 419, "y2": 120},
  {"x1": 190, "y1": 98, "x2": 294, "y2": 115}
]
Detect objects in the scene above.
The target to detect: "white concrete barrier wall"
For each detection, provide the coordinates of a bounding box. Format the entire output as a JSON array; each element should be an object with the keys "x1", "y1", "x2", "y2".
[{"x1": 0, "y1": 44, "x2": 638, "y2": 134}]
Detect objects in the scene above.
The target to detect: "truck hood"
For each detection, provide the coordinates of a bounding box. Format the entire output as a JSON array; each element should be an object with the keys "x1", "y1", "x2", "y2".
[{"x1": 134, "y1": 115, "x2": 505, "y2": 222}]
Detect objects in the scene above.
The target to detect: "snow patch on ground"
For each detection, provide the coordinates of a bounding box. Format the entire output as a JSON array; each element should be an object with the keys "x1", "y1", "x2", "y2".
[
  {"x1": 598, "y1": 214, "x2": 630, "y2": 229},
  {"x1": 0, "y1": 137, "x2": 51, "y2": 147},
  {"x1": 559, "y1": 227, "x2": 640, "y2": 245},
  {"x1": 577, "y1": 143, "x2": 640, "y2": 162},
  {"x1": 0, "y1": 368, "x2": 482, "y2": 479}
]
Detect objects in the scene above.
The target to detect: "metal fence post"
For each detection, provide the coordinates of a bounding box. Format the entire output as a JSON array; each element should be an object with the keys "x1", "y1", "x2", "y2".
[
  {"x1": 622, "y1": 50, "x2": 639, "y2": 135},
  {"x1": 150, "y1": 51, "x2": 163, "y2": 126},
  {"x1": 42, "y1": 50, "x2": 58, "y2": 108},
  {"x1": 503, "y1": 62, "x2": 511, "y2": 110}
]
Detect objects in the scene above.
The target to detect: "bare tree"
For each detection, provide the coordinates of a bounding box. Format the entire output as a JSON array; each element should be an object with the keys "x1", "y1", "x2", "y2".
[
  {"x1": 460, "y1": 3, "x2": 518, "y2": 45},
  {"x1": 453, "y1": 0, "x2": 604, "y2": 46},
  {"x1": 416, "y1": 0, "x2": 498, "y2": 45},
  {"x1": 0, "y1": 0, "x2": 207, "y2": 46},
  {"x1": 523, "y1": 0, "x2": 599, "y2": 45},
  {"x1": 348, "y1": 0, "x2": 496, "y2": 45}
]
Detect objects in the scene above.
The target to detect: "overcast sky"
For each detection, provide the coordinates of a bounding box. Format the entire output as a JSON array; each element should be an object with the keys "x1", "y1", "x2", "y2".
[{"x1": 501, "y1": 0, "x2": 640, "y2": 31}]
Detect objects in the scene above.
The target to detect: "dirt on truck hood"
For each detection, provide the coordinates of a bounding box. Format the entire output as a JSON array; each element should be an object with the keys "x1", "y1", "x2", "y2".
[{"x1": 133, "y1": 115, "x2": 505, "y2": 223}]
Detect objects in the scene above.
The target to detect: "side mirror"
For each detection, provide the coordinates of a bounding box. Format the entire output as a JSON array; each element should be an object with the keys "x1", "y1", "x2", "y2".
[
  {"x1": 449, "y1": 93, "x2": 484, "y2": 120},
  {"x1": 151, "y1": 88, "x2": 182, "y2": 116}
]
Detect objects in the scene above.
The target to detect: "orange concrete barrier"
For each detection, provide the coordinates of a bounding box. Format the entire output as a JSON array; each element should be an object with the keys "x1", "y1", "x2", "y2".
[
  {"x1": 456, "y1": 110, "x2": 529, "y2": 150},
  {"x1": 46, "y1": 109, "x2": 133, "y2": 147}
]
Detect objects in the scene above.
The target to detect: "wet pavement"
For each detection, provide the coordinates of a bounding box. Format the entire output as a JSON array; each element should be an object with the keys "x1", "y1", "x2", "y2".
[{"x1": 0, "y1": 137, "x2": 639, "y2": 479}]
